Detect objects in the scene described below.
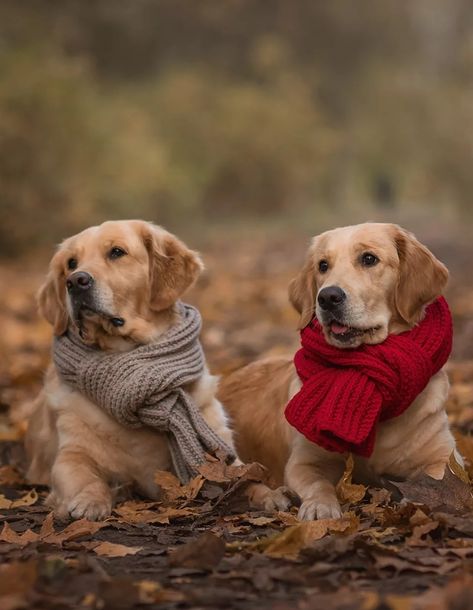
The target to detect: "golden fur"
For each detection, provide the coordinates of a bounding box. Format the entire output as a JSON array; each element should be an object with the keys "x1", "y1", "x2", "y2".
[
  {"x1": 219, "y1": 223, "x2": 459, "y2": 520},
  {"x1": 27, "y1": 220, "x2": 289, "y2": 520}
]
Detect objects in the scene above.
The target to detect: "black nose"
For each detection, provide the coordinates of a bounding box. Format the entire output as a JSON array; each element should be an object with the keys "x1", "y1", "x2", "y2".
[
  {"x1": 317, "y1": 286, "x2": 346, "y2": 311},
  {"x1": 67, "y1": 271, "x2": 94, "y2": 293}
]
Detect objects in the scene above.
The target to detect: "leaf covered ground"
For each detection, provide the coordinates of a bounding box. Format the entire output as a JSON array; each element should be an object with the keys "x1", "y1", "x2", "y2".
[{"x1": 1, "y1": 232, "x2": 473, "y2": 610}]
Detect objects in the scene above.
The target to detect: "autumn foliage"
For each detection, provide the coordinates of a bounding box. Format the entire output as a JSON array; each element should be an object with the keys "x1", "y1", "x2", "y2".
[{"x1": 1, "y1": 232, "x2": 473, "y2": 609}]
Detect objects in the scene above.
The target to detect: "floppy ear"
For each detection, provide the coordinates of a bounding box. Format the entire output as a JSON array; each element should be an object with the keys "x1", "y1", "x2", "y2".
[
  {"x1": 37, "y1": 254, "x2": 68, "y2": 335},
  {"x1": 288, "y1": 245, "x2": 317, "y2": 329},
  {"x1": 393, "y1": 226, "x2": 449, "y2": 325},
  {"x1": 143, "y1": 224, "x2": 204, "y2": 311}
]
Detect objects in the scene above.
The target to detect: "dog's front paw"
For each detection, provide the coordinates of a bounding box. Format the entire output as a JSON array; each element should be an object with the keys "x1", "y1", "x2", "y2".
[
  {"x1": 261, "y1": 486, "x2": 298, "y2": 512},
  {"x1": 247, "y1": 483, "x2": 298, "y2": 512},
  {"x1": 66, "y1": 488, "x2": 112, "y2": 521},
  {"x1": 298, "y1": 497, "x2": 342, "y2": 521}
]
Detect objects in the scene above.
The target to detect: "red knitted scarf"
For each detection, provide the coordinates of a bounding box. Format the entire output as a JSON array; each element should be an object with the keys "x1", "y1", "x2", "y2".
[{"x1": 285, "y1": 297, "x2": 452, "y2": 457}]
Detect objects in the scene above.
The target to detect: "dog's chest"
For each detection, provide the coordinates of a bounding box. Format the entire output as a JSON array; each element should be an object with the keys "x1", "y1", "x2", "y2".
[
  {"x1": 356, "y1": 370, "x2": 452, "y2": 479},
  {"x1": 48, "y1": 379, "x2": 173, "y2": 479}
]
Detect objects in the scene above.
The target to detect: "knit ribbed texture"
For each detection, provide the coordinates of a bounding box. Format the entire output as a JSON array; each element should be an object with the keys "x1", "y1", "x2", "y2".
[
  {"x1": 53, "y1": 302, "x2": 235, "y2": 482},
  {"x1": 285, "y1": 297, "x2": 453, "y2": 456}
]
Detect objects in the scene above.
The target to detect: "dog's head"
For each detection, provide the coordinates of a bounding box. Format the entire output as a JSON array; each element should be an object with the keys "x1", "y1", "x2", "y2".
[
  {"x1": 289, "y1": 223, "x2": 448, "y2": 348},
  {"x1": 38, "y1": 220, "x2": 203, "y2": 348}
]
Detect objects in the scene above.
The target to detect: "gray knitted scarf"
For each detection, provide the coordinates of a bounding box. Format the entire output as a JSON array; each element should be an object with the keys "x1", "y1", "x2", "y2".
[{"x1": 53, "y1": 302, "x2": 235, "y2": 483}]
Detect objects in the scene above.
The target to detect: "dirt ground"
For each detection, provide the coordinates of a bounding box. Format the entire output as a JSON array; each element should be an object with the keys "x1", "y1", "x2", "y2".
[{"x1": 1, "y1": 231, "x2": 473, "y2": 610}]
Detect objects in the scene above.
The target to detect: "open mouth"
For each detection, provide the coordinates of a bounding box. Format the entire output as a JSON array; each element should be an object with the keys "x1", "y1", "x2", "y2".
[{"x1": 328, "y1": 319, "x2": 380, "y2": 343}]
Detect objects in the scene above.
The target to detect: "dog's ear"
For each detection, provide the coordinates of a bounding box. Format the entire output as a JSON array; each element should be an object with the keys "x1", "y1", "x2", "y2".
[
  {"x1": 393, "y1": 226, "x2": 448, "y2": 325},
  {"x1": 142, "y1": 223, "x2": 204, "y2": 311},
  {"x1": 289, "y1": 243, "x2": 318, "y2": 329},
  {"x1": 37, "y1": 252, "x2": 68, "y2": 335}
]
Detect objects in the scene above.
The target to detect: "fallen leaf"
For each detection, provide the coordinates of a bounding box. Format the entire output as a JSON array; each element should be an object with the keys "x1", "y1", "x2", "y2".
[
  {"x1": 276, "y1": 511, "x2": 300, "y2": 527},
  {"x1": 449, "y1": 451, "x2": 470, "y2": 484},
  {"x1": 455, "y1": 433, "x2": 473, "y2": 479},
  {"x1": 40, "y1": 514, "x2": 108, "y2": 544},
  {"x1": 408, "y1": 521, "x2": 440, "y2": 546},
  {"x1": 245, "y1": 515, "x2": 277, "y2": 526},
  {"x1": 389, "y1": 467, "x2": 473, "y2": 514},
  {"x1": 154, "y1": 470, "x2": 181, "y2": 501},
  {"x1": 169, "y1": 532, "x2": 225, "y2": 570},
  {"x1": 0, "y1": 523, "x2": 39, "y2": 546},
  {"x1": 114, "y1": 502, "x2": 198, "y2": 524},
  {"x1": 0, "y1": 513, "x2": 109, "y2": 548},
  {"x1": 252, "y1": 513, "x2": 360, "y2": 559},
  {"x1": 336, "y1": 454, "x2": 367, "y2": 504},
  {"x1": 183, "y1": 474, "x2": 205, "y2": 502},
  {"x1": 93, "y1": 541, "x2": 143, "y2": 557},
  {"x1": 0, "y1": 489, "x2": 38, "y2": 509},
  {"x1": 198, "y1": 458, "x2": 266, "y2": 484}
]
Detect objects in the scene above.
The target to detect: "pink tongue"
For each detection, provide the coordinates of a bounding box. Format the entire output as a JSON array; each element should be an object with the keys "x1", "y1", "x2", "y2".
[{"x1": 331, "y1": 322, "x2": 350, "y2": 335}]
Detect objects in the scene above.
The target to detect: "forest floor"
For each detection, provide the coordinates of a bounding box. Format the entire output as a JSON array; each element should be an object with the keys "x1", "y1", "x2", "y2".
[{"x1": 1, "y1": 231, "x2": 473, "y2": 610}]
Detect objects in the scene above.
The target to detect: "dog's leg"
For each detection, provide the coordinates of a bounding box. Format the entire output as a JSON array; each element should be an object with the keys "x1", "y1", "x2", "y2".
[
  {"x1": 202, "y1": 396, "x2": 293, "y2": 511},
  {"x1": 50, "y1": 448, "x2": 112, "y2": 520},
  {"x1": 285, "y1": 435, "x2": 345, "y2": 520}
]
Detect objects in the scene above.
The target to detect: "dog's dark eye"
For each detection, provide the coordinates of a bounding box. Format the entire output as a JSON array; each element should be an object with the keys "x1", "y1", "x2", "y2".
[
  {"x1": 361, "y1": 252, "x2": 379, "y2": 267},
  {"x1": 318, "y1": 260, "x2": 329, "y2": 273},
  {"x1": 109, "y1": 247, "x2": 127, "y2": 260},
  {"x1": 67, "y1": 258, "x2": 78, "y2": 270}
]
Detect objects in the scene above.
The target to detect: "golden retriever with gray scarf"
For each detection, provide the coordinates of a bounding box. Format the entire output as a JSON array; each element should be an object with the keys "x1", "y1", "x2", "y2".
[{"x1": 26, "y1": 220, "x2": 290, "y2": 519}]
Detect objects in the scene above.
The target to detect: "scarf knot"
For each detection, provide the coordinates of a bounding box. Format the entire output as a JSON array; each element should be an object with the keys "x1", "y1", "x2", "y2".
[
  {"x1": 285, "y1": 297, "x2": 453, "y2": 457},
  {"x1": 53, "y1": 302, "x2": 235, "y2": 482}
]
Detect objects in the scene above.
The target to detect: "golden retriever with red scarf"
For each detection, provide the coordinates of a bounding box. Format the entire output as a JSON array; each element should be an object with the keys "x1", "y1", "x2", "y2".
[{"x1": 219, "y1": 223, "x2": 460, "y2": 520}]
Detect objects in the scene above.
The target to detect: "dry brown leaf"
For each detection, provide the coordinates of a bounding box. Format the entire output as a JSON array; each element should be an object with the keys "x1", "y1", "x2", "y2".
[
  {"x1": 276, "y1": 511, "x2": 300, "y2": 527},
  {"x1": 152, "y1": 471, "x2": 205, "y2": 504},
  {"x1": 154, "y1": 470, "x2": 181, "y2": 501},
  {"x1": 245, "y1": 515, "x2": 277, "y2": 526},
  {"x1": 262, "y1": 512, "x2": 359, "y2": 559},
  {"x1": 198, "y1": 458, "x2": 266, "y2": 484},
  {"x1": 408, "y1": 520, "x2": 439, "y2": 546},
  {"x1": 455, "y1": 433, "x2": 473, "y2": 478},
  {"x1": 115, "y1": 504, "x2": 197, "y2": 525},
  {"x1": 449, "y1": 452, "x2": 470, "y2": 484},
  {"x1": 40, "y1": 514, "x2": 108, "y2": 544},
  {"x1": 336, "y1": 454, "x2": 367, "y2": 505},
  {"x1": 183, "y1": 474, "x2": 205, "y2": 502},
  {"x1": 1, "y1": 512, "x2": 109, "y2": 548},
  {"x1": 169, "y1": 532, "x2": 225, "y2": 570},
  {"x1": 0, "y1": 489, "x2": 38, "y2": 509},
  {"x1": 389, "y1": 467, "x2": 473, "y2": 514},
  {"x1": 0, "y1": 523, "x2": 39, "y2": 546},
  {"x1": 93, "y1": 541, "x2": 143, "y2": 557}
]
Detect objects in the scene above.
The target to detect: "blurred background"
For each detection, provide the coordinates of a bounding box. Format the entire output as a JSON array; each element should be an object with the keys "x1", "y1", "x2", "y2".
[
  {"x1": 1, "y1": 0, "x2": 473, "y2": 254},
  {"x1": 1, "y1": 1, "x2": 473, "y2": 438}
]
